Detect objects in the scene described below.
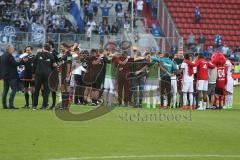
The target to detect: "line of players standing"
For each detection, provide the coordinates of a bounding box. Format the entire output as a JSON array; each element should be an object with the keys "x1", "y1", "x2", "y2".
[{"x1": 11, "y1": 42, "x2": 234, "y2": 110}]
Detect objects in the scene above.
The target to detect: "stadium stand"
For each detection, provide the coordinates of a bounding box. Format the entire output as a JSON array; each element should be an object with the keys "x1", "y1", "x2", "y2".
[{"x1": 164, "y1": 0, "x2": 240, "y2": 48}]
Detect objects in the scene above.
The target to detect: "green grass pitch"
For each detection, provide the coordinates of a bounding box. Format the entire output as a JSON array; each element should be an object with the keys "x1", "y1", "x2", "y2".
[{"x1": 0, "y1": 81, "x2": 240, "y2": 160}]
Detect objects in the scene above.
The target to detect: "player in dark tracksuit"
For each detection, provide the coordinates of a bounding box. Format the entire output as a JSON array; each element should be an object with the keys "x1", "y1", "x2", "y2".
[
  {"x1": 21, "y1": 46, "x2": 35, "y2": 108},
  {"x1": 32, "y1": 44, "x2": 57, "y2": 110},
  {"x1": 114, "y1": 52, "x2": 134, "y2": 107},
  {"x1": 48, "y1": 40, "x2": 61, "y2": 109},
  {"x1": 59, "y1": 43, "x2": 73, "y2": 110},
  {"x1": 130, "y1": 51, "x2": 148, "y2": 108},
  {"x1": 82, "y1": 49, "x2": 105, "y2": 105}
]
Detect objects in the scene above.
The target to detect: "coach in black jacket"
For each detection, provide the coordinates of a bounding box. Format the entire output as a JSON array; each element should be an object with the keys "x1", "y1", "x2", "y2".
[
  {"x1": 1, "y1": 44, "x2": 19, "y2": 109},
  {"x1": 32, "y1": 44, "x2": 57, "y2": 110}
]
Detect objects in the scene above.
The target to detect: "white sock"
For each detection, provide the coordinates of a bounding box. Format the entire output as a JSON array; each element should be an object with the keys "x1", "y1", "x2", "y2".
[
  {"x1": 153, "y1": 96, "x2": 158, "y2": 109},
  {"x1": 189, "y1": 93, "x2": 193, "y2": 106},
  {"x1": 163, "y1": 96, "x2": 167, "y2": 106},
  {"x1": 226, "y1": 95, "x2": 229, "y2": 108},
  {"x1": 59, "y1": 92, "x2": 62, "y2": 102},
  {"x1": 183, "y1": 93, "x2": 187, "y2": 106},
  {"x1": 172, "y1": 94, "x2": 177, "y2": 107},
  {"x1": 229, "y1": 95, "x2": 233, "y2": 108},
  {"x1": 203, "y1": 102, "x2": 207, "y2": 110},
  {"x1": 146, "y1": 96, "x2": 151, "y2": 108},
  {"x1": 103, "y1": 91, "x2": 108, "y2": 106},
  {"x1": 199, "y1": 101, "x2": 203, "y2": 109}
]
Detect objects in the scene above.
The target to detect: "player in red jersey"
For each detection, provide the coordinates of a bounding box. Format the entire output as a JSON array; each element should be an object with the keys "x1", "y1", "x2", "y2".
[
  {"x1": 194, "y1": 54, "x2": 215, "y2": 110},
  {"x1": 211, "y1": 52, "x2": 227, "y2": 109},
  {"x1": 215, "y1": 65, "x2": 227, "y2": 109}
]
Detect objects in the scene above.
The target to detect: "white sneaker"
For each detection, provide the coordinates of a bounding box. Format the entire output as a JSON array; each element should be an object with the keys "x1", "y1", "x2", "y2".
[
  {"x1": 223, "y1": 106, "x2": 228, "y2": 109},
  {"x1": 197, "y1": 107, "x2": 204, "y2": 111}
]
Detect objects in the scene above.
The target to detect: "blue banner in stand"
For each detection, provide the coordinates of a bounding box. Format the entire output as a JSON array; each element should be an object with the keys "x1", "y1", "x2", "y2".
[
  {"x1": 0, "y1": 26, "x2": 16, "y2": 44},
  {"x1": 31, "y1": 23, "x2": 45, "y2": 44}
]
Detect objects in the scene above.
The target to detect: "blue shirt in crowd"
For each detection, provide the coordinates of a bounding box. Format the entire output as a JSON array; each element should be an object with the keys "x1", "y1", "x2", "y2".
[{"x1": 100, "y1": 4, "x2": 113, "y2": 16}]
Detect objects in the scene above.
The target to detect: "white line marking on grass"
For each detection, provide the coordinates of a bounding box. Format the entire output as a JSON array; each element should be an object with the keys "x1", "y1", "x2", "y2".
[{"x1": 49, "y1": 154, "x2": 240, "y2": 160}]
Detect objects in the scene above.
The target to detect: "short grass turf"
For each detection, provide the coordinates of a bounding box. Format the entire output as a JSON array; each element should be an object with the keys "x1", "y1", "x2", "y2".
[{"x1": 0, "y1": 81, "x2": 240, "y2": 160}]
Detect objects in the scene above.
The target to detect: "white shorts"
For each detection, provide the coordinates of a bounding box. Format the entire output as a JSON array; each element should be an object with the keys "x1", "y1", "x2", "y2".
[
  {"x1": 226, "y1": 76, "x2": 234, "y2": 94},
  {"x1": 171, "y1": 79, "x2": 177, "y2": 94},
  {"x1": 145, "y1": 79, "x2": 159, "y2": 91},
  {"x1": 182, "y1": 81, "x2": 194, "y2": 93},
  {"x1": 104, "y1": 78, "x2": 115, "y2": 94},
  {"x1": 197, "y1": 80, "x2": 208, "y2": 91}
]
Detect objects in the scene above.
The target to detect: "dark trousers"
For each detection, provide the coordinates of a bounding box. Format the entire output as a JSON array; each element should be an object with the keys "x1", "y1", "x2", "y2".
[
  {"x1": 74, "y1": 75, "x2": 85, "y2": 103},
  {"x1": 118, "y1": 74, "x2": 130, "y2": 105},
  {"x1": 102, "y1": 16, "x2": 108, "y2": 25},
  {"x1": 33, "y1": 74, "x2": 50, "y2": 108},
  {"x1": 132, "y1": 77, "x2": 145, "y2": 107},
  {"x1": 160, "y1": 76, "x2": 171, "y2": 106},
  {"x1": 51, "y1": 91, "x2": 56, "y2": 107},
  {"x1": 2, "y1": 78, "x2": 17, "y2": 107}
]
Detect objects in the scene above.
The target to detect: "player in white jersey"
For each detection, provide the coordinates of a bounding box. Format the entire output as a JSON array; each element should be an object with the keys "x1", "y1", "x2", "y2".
[
  {"x1": 225, "y1": 59, "x2": 234, "y2": 109},
  {"x1": 171, "y1": 61, "x2": 178, "y2": 108},
  {"x1": 180, "y1": 54, "x2": 194, "y2": 110}
]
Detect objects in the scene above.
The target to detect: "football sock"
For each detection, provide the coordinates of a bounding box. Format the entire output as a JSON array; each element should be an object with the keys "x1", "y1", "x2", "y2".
[
  {"x1": 172, "y1": 94, "x2": 177, "y2": 108},
  {"x1": 183, "y1": 93, "x2": 187, "y2": 106},
  {"x1": 198, "y1": 101, "x2": 203, "y2": 109},
  {"x1": 229, "y1": 95, "x2": 233, "y2": 109},
  {"x1": 189, "y1": 93, "x2": 193, "y2": 106},
  {"x1": 103, "y1": 91, "x2": 108, "y2": 106},
  {"x1": 146, "y1": 96, "x2": 151, "y2": 108},
  {"x1": 108, "y1": 93, "x2": 114, "y2": 107},
  {"x1": 153, "y1": 96, "x2": 158, "y2": 109},
  {"x1": 25, "y1": 92, "x2": 29, "y2": 106},
  {"x1": 202, "y1": 102, "x2": 207, "y2": 110}
]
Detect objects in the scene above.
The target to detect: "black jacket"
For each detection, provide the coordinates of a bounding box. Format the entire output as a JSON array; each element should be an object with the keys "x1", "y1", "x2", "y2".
[
  {"x1": 22, "y1": 55, "x2": 35, "y2": 79},
  {"x1": 0, "y1": 53, "x2": 18, "y2": 79},
  {"x1": 33, "y1": 51, "x2": 55, "y2": 75}
]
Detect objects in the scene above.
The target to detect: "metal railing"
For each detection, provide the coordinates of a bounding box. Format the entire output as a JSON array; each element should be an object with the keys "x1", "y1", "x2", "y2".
[{"x1": 0, "y1": 32, "x2": 126, "y2": 52}]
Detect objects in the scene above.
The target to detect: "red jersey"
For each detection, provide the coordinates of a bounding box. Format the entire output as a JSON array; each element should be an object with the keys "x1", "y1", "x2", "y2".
[
  {"x1": 113, "y1": 56, "x2": 133, "y2": 75},
  {"x1": 195, "y1": 59, "x2": 215, "y2": 80},
  {"x1": 216, "y1": 66, "x2": 227, "y2": 89}
]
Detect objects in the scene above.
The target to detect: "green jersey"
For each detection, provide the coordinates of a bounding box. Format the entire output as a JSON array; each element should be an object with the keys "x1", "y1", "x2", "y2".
[
  {"x1": 147, "y1": 62, "x2": 159, "y2": 80},
  {"x1": 105, "y1": 58, "x2": 117, "y2": 79}
]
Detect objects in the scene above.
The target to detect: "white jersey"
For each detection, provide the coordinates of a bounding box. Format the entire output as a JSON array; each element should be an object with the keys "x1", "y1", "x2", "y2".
[
  {"x1": 226, "y1": 60, "x2": 233, "y2": 77},
  {"x1": 181, "y1": 62, "x2": 194, "y2": 83},
  {"x1": 171, "y1": 64, "x2": 178, "y2": 80},
  {"x1": 225, "y1": 60, "x2": 234, "y2": 93}
]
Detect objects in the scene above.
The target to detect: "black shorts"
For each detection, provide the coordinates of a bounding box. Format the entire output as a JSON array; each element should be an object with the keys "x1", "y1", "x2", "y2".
[
  {"x1": 208, "y1": 83, "x2": 216, "y2": 96},
  {"x1": 23, "y1": 80, "x2": 34, "y2": 88},
  {"x1": 160, "y1": 76, "x2": 171, "y2": 95},
  {"x1": 215, "y1": 87, "x2": 225, "y2": 96},
  {"x1": 92, "y1": 80, "x2": 102, "y2": 90},
  {"x1": 61, "y1": 72, "x2": 70, "y2": 86}
]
